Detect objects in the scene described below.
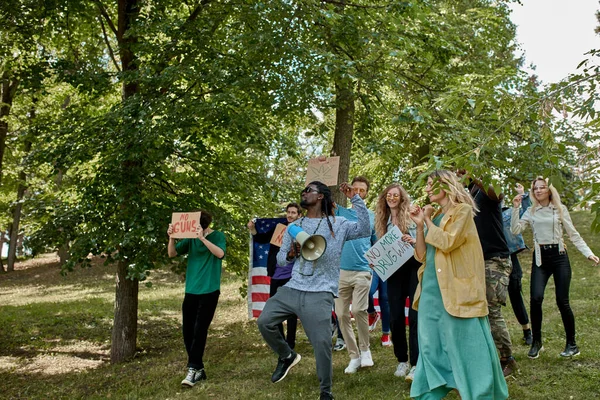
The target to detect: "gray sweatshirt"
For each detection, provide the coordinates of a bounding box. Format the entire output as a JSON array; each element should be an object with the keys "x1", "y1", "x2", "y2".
[{"x1": 277, "y1": 195, "x2": 370, "y2": 296}]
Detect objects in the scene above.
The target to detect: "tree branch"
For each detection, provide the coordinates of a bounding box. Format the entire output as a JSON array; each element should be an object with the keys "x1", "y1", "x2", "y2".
[
  {"x1": 98, "y1": 16, "x2": 121, "y2": 72},
  {"x1": 93, "y1": 0, "x2": 118, "y2": 37},
  {"x1": 319, "y1": 0, "x2": 387, "y2": 9}
]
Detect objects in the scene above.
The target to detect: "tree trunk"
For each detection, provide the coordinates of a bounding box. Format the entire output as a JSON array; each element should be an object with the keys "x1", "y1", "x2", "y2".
[
  {"x1": 110, "y1": 0, "x2": 141, "y2": 364},
  {"x1": 7, "y1": 96, "x2": 34, "y2": 272},
  {"x1": 58, "y1": 242, "x2": 70, "y2": 265},
  {"x1": 16, "y1": 234, "x2": 24, "y2": 257},
  {"x1": 331, "y1": 83, "x2": 355, "y2": 206},
  {"x1": 0, "y1": 231, "x2": 6, "y2": 272},
  {"x1": 55, "y1": 168, "x2": 71, "y2": 264},
  {"x1": 7, "y1": 140, "x2": 32, "y2": 271},
  {"x1": 110, "y1": 259, "x2": 139, "y2": 363},
  {"x1": 0, "y1": 73, "x2": 19, "y2": 185}
]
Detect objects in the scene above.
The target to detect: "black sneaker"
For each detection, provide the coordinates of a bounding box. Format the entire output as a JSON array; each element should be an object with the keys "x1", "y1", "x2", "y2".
[
  {"x1": 181, "y1": 367, "x2": 206, "y2": 387},
  {"x1": 320, "y1": 392, "x2": 335, "y2": 400},
  {"x1": 528, "y1": 341, "x2": 544, "y2": 359},
  {"x1": 560, "y1": 343, "x2": 580, "y2": 357},
  {"x1": 271, "y1": 351, "x2": 301, "y2": 383},
  {"x1": 523, "y1": 329, "x2": 533, "y2": 346}
]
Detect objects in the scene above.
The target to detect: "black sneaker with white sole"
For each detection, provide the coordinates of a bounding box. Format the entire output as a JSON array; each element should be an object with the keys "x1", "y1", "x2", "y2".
[
  {"x1": 271, "y1": 351, "x2": 301, "y2": 383},
  {"x1": 560, "y1": 343, "x2": 580, "y2": 357},
  {"x1": 528, "y1": 341, "x2": 544, "y2": 359}
]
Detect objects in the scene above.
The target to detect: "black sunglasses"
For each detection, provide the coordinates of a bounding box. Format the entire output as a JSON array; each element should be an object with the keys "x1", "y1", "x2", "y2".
[{"x1": 302, "y1": 187, "x2": 319, "y2": 194}]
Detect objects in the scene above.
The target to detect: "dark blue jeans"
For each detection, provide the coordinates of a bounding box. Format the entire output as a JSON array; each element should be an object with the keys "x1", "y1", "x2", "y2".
[
  {"x1": 182, "y1": 290, "x2": 220, "y2": 369},
  {"x1": 508, "y1": 252, "x2": 530, "y2": 326},
  {"x1": 530, "y1": 247, "x2": 574, "y2": 343},
  {"x1": 367, "y1": 272, "x2": 390, "y2": 334}
]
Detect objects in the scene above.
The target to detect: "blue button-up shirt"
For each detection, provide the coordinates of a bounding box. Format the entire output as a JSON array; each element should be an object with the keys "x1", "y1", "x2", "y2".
[{"x1": 502, "y1": 193, "x2": 530, "y2": 254}]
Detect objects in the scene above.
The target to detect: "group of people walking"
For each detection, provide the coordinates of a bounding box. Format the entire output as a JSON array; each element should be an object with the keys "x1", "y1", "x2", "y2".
[{"x1": 166, "y1": 170, "x2": 598, "y2": 400}]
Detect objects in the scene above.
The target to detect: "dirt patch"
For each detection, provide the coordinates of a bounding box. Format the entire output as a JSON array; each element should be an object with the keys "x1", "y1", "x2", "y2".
[
  {"x1": 0, "y1": 356, "x2": 20, "y2": 371},
  {"x1": 22, "y1": 353, "x2": 105, "y2": 374},
  {"x1": 0, "y1": 341, "x2": 109, "y2": 375},
  {"x1": 12, "y1": 253, "x2": 61, "y2": 271}
]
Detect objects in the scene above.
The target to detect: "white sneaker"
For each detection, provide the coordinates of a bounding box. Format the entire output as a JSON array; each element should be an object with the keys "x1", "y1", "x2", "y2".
[
  {"x1": 405, "y1": 365, "x2": 416, "y2": 382},
  {"x1": 394, "y1": 362, "x2": 410, "y2": 378},
  {"x1": 360, "y1": 349, "x2": 374, "y2": 367},
  {"x1": 344, "y1": 357, "x2": 362, "y2": 374}
]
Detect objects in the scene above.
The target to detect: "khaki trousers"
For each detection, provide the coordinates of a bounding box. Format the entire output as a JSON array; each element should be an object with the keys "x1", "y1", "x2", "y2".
[{"x1": 334, "y1": 269, "x2": 372, "y2": 359}]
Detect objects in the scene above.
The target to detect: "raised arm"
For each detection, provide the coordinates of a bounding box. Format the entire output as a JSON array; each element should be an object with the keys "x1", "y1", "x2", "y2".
[
  {"x1": 409, "y1": 205, "x2": 426, "y2": 262},
  {"x1": 470, "y1": 176, "x2": 503, "y2": 203},
  {"x1": 167, "y1": 224, "x2": 178, "y2": 258},
  {"x1": 516, "y1": 183, "x2": 531, "y2": 218},
  {"x1": 344, "y1": 194, "x2": 370, "y2": 241},
  {"x1": 510, "y1": 205, "x2": 530, "y2": 235},
  {"x1": 338, "y1": 182, "x2": 370, "y2": 241}
]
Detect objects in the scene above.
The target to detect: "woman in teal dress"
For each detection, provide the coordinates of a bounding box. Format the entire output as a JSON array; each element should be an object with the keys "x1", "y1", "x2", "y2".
[{"x1": 408, "y1": 170, "x2": 508, "y2": 400}]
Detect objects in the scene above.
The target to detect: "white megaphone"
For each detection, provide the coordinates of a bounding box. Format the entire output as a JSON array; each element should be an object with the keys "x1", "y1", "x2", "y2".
[{"x1": 287, "y1": 225, "x2": 327, "y2": 261}]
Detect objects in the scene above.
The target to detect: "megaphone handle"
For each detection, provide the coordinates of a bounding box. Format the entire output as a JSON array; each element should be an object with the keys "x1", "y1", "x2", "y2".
[
  {"x1": 286, "y1": 241, "x2": 300, "y2": 261},
  {"x1": 292, "y1": 241, "x2": 300, "y2": 258}
]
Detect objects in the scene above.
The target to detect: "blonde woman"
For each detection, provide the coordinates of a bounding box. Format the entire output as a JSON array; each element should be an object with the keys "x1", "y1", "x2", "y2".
[
  {"x1": 511, "y1": 177, "x2": 599, "y2": 359},
  {"x1": 373, "y1": 183, "x2": 421, "y2": 381},
  {"x1": 409, "y1": 170, "x2": 507, "y2": 400}
]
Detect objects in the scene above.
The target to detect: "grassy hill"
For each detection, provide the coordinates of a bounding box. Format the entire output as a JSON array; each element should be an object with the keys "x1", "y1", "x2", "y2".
[{"x1": 1, "y1": 211, "x2": 599, "y2": 399}]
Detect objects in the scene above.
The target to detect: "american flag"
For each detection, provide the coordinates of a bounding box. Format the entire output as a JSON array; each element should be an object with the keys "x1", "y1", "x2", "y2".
[{"x1": 248, "y1": 217, "x2": 287, "y2": 318}]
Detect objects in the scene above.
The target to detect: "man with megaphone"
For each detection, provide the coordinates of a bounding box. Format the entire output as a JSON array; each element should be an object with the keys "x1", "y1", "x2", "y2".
[{"x1": 257, "y1": 180, "x2": 371, "y2": 400}]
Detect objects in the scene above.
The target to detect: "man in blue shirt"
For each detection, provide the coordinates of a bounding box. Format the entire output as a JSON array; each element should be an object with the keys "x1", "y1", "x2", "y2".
[{"x1": 334, "y1": 176, "x2": 377, "y2": 374}]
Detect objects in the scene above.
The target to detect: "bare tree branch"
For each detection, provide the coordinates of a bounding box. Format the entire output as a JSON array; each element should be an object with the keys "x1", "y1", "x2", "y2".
[
  {"x1": 98, "y1": 16, "x2": 121, "y2": 72},
  {"x1": 93, "y1": 0, "x2": 118, "y2": 37}
]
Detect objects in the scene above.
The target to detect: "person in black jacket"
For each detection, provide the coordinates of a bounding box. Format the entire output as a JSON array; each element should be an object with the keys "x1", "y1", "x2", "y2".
[{"x1": 248, "y1": 203, "x2": 302, "y2": 348}]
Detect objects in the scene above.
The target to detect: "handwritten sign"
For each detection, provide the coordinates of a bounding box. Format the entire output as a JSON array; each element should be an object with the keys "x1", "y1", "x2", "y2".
[
  {"x1": 270, "y1": 223, "x2": 287, "y2": 247},
  {"x1": 170, "y1": 212, "x2": 201, "y2": 239},
  {"x1": 364, "y1": 225, "x2": 414, "y2": 281},
  {"x1": 306, "y1": 156, "x2": 340, "y2": 186}
]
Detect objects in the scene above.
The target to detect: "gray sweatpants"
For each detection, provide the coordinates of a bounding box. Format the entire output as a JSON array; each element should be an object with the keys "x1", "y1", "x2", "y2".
[{"x1": 257, "y1": 286, "x2": 334, "y2": 394}]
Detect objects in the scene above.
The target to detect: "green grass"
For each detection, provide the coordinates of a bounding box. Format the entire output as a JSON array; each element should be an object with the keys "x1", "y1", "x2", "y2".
[{"x1": 1, "y1": 211, "x2": 599, "y2": 399}]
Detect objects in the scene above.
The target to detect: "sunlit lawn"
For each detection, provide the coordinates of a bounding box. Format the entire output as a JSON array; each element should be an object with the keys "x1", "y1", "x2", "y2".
[{"x1": 1, "y1": 211, "x2": 599, "y2": 399}]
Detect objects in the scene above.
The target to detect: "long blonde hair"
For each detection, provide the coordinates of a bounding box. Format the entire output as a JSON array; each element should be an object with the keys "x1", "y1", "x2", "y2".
[
  {"x1": 529, "y1": 177, "x2": 564, "y2": 220},
  {"x1": 375, "y1": 183, "x2": 411, "y2": 239},
  {"x1": 429, "y1": 170, "x2": 478, "y2": 216}
]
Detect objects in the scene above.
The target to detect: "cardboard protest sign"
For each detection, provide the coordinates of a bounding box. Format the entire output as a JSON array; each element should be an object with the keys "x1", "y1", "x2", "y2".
[
  {"x1": 170, "y1": 212, "x2": 201, "y2": 239},
  {"x1": 306, "y1": 156, "x2": 340, "y2": 186},
  {"x1": 364, "y1": 225, "x2": 414, "y2": 281},
  {"x1": 269, "y1": 223, "x2": 287, "y2": 247}
]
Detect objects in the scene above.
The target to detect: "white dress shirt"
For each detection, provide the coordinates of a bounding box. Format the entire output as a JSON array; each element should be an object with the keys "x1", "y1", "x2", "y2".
[{"x1": 510, "y1": 203, "x2": 593, "y2": 266}]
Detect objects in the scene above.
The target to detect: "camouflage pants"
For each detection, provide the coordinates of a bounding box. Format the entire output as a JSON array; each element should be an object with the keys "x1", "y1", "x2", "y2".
[{"x1": 485, "y1": 256, "x2": 513, "y2": 358}]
